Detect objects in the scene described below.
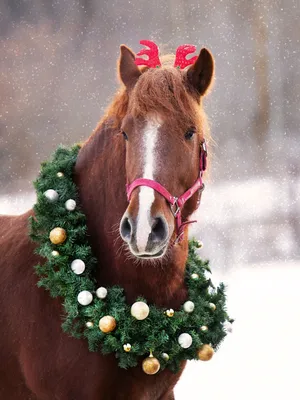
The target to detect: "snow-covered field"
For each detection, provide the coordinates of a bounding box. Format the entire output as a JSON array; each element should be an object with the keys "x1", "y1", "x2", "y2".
[
  {"x1": 176, "y1": 262, "x2": 300, "y2": 399},
  {"x1": 1, "y1": 190, "x2": 299, "y2": 399}
]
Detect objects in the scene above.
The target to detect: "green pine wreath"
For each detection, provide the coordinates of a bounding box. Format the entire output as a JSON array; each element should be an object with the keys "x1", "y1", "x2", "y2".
[{"x1": 29, "y1": 145, "x2": 231, "y2": 373}]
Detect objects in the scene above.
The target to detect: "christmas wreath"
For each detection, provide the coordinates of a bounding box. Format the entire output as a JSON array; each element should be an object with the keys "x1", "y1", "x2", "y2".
[{"x1": 30, "y1": 145, "x2": 231, "y2": 374}]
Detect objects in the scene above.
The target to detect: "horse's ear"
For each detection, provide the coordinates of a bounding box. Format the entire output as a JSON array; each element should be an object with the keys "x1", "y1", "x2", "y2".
[
  {"x1": 119, "y1": 45, "x2": 141, "y2": 90},
  {"x1": 186, "y1": 48, "x2": 214, "y2": 97}
]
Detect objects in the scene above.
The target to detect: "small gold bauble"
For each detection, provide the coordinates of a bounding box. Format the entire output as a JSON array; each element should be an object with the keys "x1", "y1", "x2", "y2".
[
  {"x1": 86, "y1": 321, "x2": 94, "y2": 328},
  {"x1": 198, "y1": 344, "x2": 214, "y2": 361},
  {"x1": 51, "y1": 250, "x2": 59, "y2": 257},
  {"x1": 142, "y1": 355, "x2": 160, "y2": 375},
  {"x1": 57, "y1": 172, "x2": 64, "y2": 178},
  {"x1": 209, "y1": 302, "x2": 216, "y2": 311},
  {"x1": 49, "y1": 227, "x2": 67, "y2": 245},
  {"x1": 191, "y1": 273, "x2": 199, "y2": 280},
  {"x1": 99, "y1": 316, "x2": 116, "y2": 333},
  {"x1": 123, "y1": 343, "x2": 132, "y2": 352},
  {"x1": 165, "y1": 309, "x2": 174, "y2": 317},
  {"x1": 200, "y1": 325, "x2": 208, "y2": 332}
]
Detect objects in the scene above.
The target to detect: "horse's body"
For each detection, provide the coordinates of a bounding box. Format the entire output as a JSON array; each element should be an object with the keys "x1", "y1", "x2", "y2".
[
  {"x1": 0, "y1": 42, "x2": 214, "y2": 399},
  {"x1": 0, "y1": 122, "x2": 186, "y2": 399}
]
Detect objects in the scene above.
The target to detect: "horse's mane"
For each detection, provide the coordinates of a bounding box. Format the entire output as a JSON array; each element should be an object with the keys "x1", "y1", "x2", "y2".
[{"x1": 96, "y1": 54, "x2": 211, "y2": 143}]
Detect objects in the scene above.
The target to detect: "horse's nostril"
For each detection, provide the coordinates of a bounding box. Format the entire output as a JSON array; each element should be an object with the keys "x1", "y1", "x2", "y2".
[
  {"x1": 151, "y1": 217, "x2": 168, "y2": 242},
  {"x1": 120, "y1": 216, "x2": 132, "y2": 242}
]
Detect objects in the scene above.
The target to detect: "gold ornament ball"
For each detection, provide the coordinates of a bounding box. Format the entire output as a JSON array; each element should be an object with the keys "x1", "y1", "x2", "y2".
[
  {"x1": 49, "y1": 227, "x2": 67, "y2": 245},
  {"x1": 165, "y1": 308, "x2": 174, "y2": 317},
  {"x1": 123, "y1": 343, "x2": 132, "y2": 352},
  {"x1": 198, "y1": 344, "x2": 214, "y2": 361},
  {"x1": 142, "y1": 356, "x2": 160, "y2": 375},
  {"x1": 209, "y1": 302, "x2": 216, "y2": 311},
  {"x1": 99, "y1": 316, "x2": 117, "y2": 333}
]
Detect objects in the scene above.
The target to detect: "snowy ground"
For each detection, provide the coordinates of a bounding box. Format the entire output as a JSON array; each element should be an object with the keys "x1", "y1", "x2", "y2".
[
  {"x1": 175, "y1": 262, "x2": 300, "y2": 399},
  {"x1": 1, "y1": 191, "x2": 300, "y2": 399}
]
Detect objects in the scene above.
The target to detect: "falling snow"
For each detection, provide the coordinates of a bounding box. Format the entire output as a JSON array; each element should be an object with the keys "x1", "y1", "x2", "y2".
[{"x1": 0, "y1": 1, "x2": 299, "y2": 398}]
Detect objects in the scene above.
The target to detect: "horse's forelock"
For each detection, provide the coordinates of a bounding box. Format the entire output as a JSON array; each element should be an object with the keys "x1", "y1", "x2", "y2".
[{"x1": 99, "y1": 54, "x2": 211, "y2": 145}]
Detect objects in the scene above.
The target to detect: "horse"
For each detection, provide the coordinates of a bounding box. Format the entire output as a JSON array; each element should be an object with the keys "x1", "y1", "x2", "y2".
[{"x1": 0, "y1": 41, "x2": 214, "y2": 399}]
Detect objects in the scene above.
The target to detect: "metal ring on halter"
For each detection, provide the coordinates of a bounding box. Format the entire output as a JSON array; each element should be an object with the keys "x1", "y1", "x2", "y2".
[
  {"x1": 171, "y1": 198, "x2": 181, "y2": 217},
  {"x1": 199, "y1": 183, "x2": 205, "y2": 193}
]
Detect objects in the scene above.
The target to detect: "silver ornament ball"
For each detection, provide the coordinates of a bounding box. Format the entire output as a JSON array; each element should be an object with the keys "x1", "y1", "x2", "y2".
[
  {"x1": 131, "y1": 301, "x2": 150, "y2": 320},
  {"x1": 178, "y1": 333, "x2": 193, "y2": 349},
  {"x1": 223, "y1": 321, "x2": 233, "y2": 333},
  {"x1": 183, "y1": 301, "x2": 195, "y2": 313},
  {"x1": 44, "y1": 189, "x2": 59, "y2": 202},
  {"x1": 96, "y1": 287, "x2": 108, "y2": 299},
  {"x1": 65, "y1": 199, "x2": 76, "y2": 211},
  {"x1": 77, "y1": 290, "x2": 93, "y2": 306},
  {"x1": 71, "y1": 259, "x2": 86, "y2": 275}
]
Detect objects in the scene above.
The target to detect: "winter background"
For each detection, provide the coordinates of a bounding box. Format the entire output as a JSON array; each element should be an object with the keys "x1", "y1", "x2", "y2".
[{"x1": 1, "y1": 0, "x2": 299, "y2": 398}]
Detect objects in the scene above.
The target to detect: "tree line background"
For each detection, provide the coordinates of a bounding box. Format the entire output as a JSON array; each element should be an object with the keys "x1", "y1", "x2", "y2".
[{"x1": 1, "y1": 0, "x2": 298, "y2": 192}]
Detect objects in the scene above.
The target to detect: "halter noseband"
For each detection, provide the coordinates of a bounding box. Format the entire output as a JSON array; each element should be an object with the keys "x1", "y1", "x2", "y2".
[{"x1": 126, "y1": 141, "x2": 207, "y2": 243}]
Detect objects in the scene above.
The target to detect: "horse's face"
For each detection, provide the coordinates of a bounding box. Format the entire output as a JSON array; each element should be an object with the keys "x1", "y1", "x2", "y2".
[{"x1": 118, "y1": 45, "x2": 214, "y2": 259}]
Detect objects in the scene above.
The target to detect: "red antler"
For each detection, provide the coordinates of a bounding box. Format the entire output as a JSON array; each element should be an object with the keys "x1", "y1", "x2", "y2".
[
  {"x1": 174, "y1": 44, "x2": 198, "y2": 69},
  {"x1": 134, "y1": 40, "x2": 161, "y2": 68}
]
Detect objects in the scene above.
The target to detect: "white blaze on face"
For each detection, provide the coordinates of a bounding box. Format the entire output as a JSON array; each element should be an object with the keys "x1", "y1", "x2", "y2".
[{"x1": 136, "y1": 120, "x2": 160, "y2": 252}]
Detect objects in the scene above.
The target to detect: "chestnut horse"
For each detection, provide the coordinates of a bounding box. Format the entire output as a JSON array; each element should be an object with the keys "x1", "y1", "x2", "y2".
[{"x1": 0, "y1": 43, "x2": 214, "y2": 399}]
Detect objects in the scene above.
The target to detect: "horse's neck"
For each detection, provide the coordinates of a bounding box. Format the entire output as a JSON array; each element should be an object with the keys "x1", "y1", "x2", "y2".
[{"x1": 74, "y1": 120, "x2": 188, "y2": 308}]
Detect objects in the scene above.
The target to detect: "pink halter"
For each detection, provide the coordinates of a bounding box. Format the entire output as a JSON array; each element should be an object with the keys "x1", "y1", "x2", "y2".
[{"x1": 126, "y1": 141, "x2": 207, "y2": 243}]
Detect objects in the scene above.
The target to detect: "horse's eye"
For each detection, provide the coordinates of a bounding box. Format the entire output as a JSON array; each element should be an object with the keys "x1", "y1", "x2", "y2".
[
  {"x1": 121, "y1": 131, "x2": 128, "y2": 141},
  {"x1": 184, "y1": 129, "x2": 195, "y2": 140}
]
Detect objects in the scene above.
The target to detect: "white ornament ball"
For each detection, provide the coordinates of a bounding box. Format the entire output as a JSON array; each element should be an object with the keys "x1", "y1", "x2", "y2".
[
  {"x1": 86, "y1": 321, "x2": 94, "y2": 328},
  {"x1": 200, "y1": 325, "x2": 208, "y2": 332},
  {"x1": 51, "y1": 250, "x2": 59, "y2": 257},
  {"x1": 162, "y1": 352, "x2": 169, "y2": 361},
  {"x1": 223, "y1": 321, "x2": 233, "y2": 333},
  {"x1": 178, "y1": 333, "x2": 193, "y2": 349},
  {"x1": 77, "y1": 290, "x2": 93, "y2": 306},
  {"x1": 96, "y1": 287, "x2": 108, "y2": 299},
  {"x1": 131, "y1": 301, "x2": 150, "y2": 320},
  {"x1": 57, "y1": 172, "x2": 64, "y2": 178},
  {"x1": 71, "y1": 259, "x2": 86, "y2": 275},
  {"x1": 191, "y1": 273, "x2": 199, "y2": 280},
  {"x1": 44, "y1": 189, "x2": 59, "y2": 201},
  {"x1": 65, "y1": 199, "x2": 76, "y2": 211},
  {"x1": 204, "y1": 269, "x2": 211, "y2": 278},
  {"x1": 183, "y1": 301, "x2": 195, "y2": 313}
]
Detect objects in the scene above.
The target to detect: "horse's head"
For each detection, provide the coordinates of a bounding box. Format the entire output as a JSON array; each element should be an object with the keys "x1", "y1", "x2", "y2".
[{"x1": 118, "y1": 43, "x2": 214, "y2": 259}]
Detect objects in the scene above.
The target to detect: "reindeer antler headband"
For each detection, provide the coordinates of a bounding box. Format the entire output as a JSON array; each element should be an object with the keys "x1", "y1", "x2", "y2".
[{"x1": 134, "y1": 40, "x2": 198, "y2": 70}]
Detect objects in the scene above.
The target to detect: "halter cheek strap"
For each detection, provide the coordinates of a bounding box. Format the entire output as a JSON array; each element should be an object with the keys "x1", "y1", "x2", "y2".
[{"x1": 126, "y1": 141, "x2": 207, "y2": 243}]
